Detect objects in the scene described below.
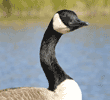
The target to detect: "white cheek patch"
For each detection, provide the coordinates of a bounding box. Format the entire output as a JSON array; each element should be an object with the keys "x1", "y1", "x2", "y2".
[{"x1": 53, "y1": 13, "x2": 70, "y2": 34}]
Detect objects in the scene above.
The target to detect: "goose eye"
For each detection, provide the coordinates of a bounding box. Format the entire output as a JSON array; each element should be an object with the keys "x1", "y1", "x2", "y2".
[
  {"x1": 69, "y1": 21, "x2": 74, "y2": 25},
  {"x1": 69, "y1": 22, "x2": 72, "y2": 25}
]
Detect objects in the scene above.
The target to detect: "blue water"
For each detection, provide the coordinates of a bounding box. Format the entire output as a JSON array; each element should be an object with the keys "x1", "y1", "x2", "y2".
[{"x1": 0, "y1": 23, "x2": 110, "y2": 100}]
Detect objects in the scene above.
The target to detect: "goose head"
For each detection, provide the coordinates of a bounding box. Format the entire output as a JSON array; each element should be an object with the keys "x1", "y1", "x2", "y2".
[{"x1": 53, "y1": 9, "x2": 88, "y2": 34}]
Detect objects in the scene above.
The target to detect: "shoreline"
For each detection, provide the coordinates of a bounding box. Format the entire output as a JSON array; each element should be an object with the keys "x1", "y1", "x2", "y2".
[{"x1": 0, "y1": 16, "x2": 109, "y2": 31}]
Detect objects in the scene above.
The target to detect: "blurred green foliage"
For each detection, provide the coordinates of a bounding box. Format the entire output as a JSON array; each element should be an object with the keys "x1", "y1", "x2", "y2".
[
  {"x1": 0, "y1": 0, "x2": 109, "y2": 23},
  {"x1": 0, "y1": 0, "x2": 109, "y2": 11}
]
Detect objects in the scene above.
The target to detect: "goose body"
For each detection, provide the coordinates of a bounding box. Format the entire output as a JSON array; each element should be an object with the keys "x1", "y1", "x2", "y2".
[{"x1": 0, "y1": 9, "x2": 88, "y2": 100}]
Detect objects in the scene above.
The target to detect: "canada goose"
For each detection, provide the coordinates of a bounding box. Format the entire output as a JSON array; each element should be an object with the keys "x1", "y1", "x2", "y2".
[{"x1": 0, "y1": 9, "x2": 88, "y2": 100}]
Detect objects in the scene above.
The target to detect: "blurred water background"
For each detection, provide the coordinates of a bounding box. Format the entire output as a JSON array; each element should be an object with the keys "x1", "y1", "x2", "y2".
[{"x1": 0, "y1": 0, "x2": 110, "y2": 100}]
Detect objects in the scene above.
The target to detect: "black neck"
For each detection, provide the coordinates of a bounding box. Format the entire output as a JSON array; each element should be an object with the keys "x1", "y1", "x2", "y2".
[{"x1": 40, "y1": 20, "x2": 72, "y2": 91}]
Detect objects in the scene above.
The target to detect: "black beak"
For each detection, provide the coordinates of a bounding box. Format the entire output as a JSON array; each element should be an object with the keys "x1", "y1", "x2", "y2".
[
  {"x1": 80, "y1": 21, "x2": 89, "y2": 26},
  {"x1": 69, "y1": 18, "x2": 89, "y2": 31}
]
